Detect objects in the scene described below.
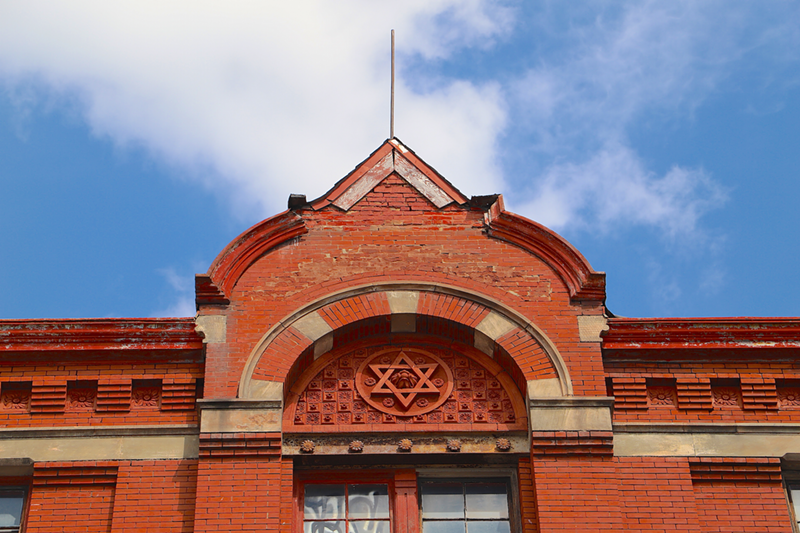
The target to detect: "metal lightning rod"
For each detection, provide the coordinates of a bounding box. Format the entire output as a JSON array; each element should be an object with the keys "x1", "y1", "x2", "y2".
[{"x1": 390, "y1": 29, "x2": 395, "y2": 139}]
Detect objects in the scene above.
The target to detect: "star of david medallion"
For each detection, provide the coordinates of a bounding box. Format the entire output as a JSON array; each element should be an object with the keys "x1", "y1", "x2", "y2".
[{"x1": 356, "y1": 348, "x2": 454, "y2": 417}]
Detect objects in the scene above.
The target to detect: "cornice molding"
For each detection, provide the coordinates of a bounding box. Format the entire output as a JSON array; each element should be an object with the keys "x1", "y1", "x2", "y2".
[
  {"x1": 0, "y1": 318, "x2": 203, "y2": 359},
  {"x1": 205, "y1": 210, "x2": 307, "y2": 297},
  {"x1": 486, "y1": 211, "x2": 605, "y2": 302},
  {"x1": 603, "y1": 318, "x2": 800, "y2": 359}
]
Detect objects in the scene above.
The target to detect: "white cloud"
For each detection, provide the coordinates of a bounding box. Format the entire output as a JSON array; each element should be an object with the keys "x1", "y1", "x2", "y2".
[
  {"x1": 1, "y1": 0, "x2": 795, "y2": 242},
  {"x1": 514, "y1": 142, "x2": 728, "y2": 239},
  {"x1": 508, "y1": 1, "x2": 779, "y2": 237},
  {"x1": 0, "y1": 1, "x2": 511, "y2": 219},
  {"x1": 151, "y1": 267, "x2": 195, "y2": 318}
]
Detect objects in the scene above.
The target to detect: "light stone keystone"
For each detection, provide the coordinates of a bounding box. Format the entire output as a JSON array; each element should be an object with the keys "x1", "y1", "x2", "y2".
[{"x1": 386, "y1": 291, "x2": 419, "y2": 314}]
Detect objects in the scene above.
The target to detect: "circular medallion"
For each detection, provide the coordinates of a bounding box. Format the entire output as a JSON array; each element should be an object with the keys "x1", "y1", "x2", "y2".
[{"x1": 355, "y1": 348, "x2": 454, "y2": 417}]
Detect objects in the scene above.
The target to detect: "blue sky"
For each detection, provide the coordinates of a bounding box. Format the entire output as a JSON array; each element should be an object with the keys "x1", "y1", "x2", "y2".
[{"x1": 1, "y1": 1, "x2": 799, "y2": 319}]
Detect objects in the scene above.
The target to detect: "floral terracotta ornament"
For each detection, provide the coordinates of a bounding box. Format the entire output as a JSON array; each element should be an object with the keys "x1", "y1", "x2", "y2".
[
  {"x1": 349, "y1": 440, "x2": 364, "y2": 453},
  {"x1": 496, "y1": 438, "x2": 512, "y2": 451},
  {"x1": 398, "y1": 439, "x2": 413, "y2": 452},
  {"x1": 446, "y1": 439, "x2": 461, "y2": 452},
  {"x1": 300, "y1": 440, "x2": 315, "y2": 453}
]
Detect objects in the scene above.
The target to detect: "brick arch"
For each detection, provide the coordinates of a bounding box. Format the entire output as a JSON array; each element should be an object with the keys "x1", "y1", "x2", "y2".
[{"x1": 239, "y1": 282, "x2": 572, "y2": 399}]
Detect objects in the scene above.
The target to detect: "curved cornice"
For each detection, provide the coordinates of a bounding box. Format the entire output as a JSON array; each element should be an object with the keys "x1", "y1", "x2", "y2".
[
  {"x1": 206, "y1": 211, "x2": 307, "y2": 297},
  {"x1": 486, "y1": 210, "x2": 605, "y2": 302}
]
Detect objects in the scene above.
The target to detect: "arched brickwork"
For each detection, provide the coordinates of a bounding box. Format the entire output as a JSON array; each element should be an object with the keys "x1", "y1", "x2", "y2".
[
  {"x1": 238, "y1": 282, "x2": 572, "y2": 399},
  {"x1": 282, "y1": 333, "x2": 529, "y2": 433}
]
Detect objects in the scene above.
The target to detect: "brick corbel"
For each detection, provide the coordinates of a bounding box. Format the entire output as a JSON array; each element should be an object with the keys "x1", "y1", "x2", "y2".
[
  {"x1": 33, "y1": 462, "x2": 118, "y2": 487},
  {"x1": 198, "y1": 432, "x2": 282, "y2": 458},
  {"x1": 530, "y1": 431, "x2": 614, "y2": 456},
  {"x1": 688, "y1": 457, "x2": 781, "y2": 483}
]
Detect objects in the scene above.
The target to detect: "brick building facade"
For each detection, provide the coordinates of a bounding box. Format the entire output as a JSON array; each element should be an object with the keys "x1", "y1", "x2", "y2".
[{"x1": 1, "y1": 138, "x2": 799, "y2": 531}]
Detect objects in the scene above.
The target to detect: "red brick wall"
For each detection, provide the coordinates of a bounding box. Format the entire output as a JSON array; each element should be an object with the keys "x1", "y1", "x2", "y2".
[
  {"x1": 27, "y1": 462, "x2": 116, "y2": 533},
  {"x1": 518, "y1": 456, "x2": 540, "y2": 532},
  {"x1": 110, "y1": 460, "x2": 197, "y2": 532},
  {"x1": 532, "y1": 455, "x2": 621, "y2": 531},
  {"x1": 205, "y1": 174, "x2": 604, "y2": 399},
  {"x1": 529, "y1": 452, "x2": 795, "y2": 532},
  {"x1": 617, "y1": 457, "x2": 700, "y2": 531},
  {"x1": 193, "y1": 433, "x2": 289, "y2": 532}
]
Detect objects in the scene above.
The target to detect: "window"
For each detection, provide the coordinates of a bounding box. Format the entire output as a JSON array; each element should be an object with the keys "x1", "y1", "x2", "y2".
[
  {"x1": 0, "y1": 489, "x2": 25, "y2": 533},
  {"x1": 788, "y1": 484, "x2": 800, "y2": 532},
  {"x1": 297, "y1": 470, "x2": 517, "y2": 533},
  {"x1": 303, "y1": 483, "x2": 391, "y2": 533},
  {"x1": 420, "y1": 480, "x2": 511, "y2": 533}
]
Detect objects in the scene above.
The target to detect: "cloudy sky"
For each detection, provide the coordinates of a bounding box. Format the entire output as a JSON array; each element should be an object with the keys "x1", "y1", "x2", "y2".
[{"x1": 1, "y1": 1, "x2": 799, "y2": 319}]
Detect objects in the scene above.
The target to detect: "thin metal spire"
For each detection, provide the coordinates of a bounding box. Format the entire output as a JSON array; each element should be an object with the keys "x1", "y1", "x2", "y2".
[{"x1": 390, "y1": 29, "x2": 395, "y2": 139}]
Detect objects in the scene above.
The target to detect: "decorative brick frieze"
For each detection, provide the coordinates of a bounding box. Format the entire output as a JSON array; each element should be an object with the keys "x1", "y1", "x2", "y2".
[
  {"x1": 161, "y1": 378, "x2": 197, "y2": 411},
  {"x1": 66, "y1": 381, "x2": 97, "y2": 411},
  {"x1": 688, "y1": 457, "x2": 781, "y2": 483},
  {"x1": 676, "y1": 378, "x2": 713, "y2": 410},
  {"x1": 131, "y1": 379, "x2": 161, "y2": 409},
  {"x1": 96, "y1": 380, "x2": 132, "y2": 412},
  {"x1": 198, "y1": 432, "x2": 282, "y2": 458},
  {"x1": 530, "y1": 431, "x2": 614, "y2": 456},
  {"x1": 740, "y1": 377, "x2": 778, "y2": 410},
  {"x1": 30, "y1": 382, "x2": 66, "y2": 414},
  {"x1": 0, "y1": 381, "x2": 31, "y2": 411},
  {"x1": 646, "y1": 378, "x2": 678, "y2": 408},
  {"x1": 776, "y1": 379, "x2": 800, "y2": 409},
  {"x1": 608, "y1": 376, "x2": 647, "y2": 410},
  {"x1": 710, "y1": 378, "x2": 742, "y2": 409}
]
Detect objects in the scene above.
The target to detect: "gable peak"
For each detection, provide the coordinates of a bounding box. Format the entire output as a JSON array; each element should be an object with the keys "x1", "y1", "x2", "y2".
[{"x1": 309, "y1": 139, "x2": 469, "y2": 212}]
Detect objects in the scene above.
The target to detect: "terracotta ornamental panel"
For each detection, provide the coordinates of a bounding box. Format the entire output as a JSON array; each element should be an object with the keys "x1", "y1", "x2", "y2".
[{"x1": 284, "y1": 340, "x2": 527, "y2": 432}]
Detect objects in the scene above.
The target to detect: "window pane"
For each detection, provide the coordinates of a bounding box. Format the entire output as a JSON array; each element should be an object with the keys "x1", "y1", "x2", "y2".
[
  {"x1": 467, "y1": 521, "x2": 511, "y2": 533},
  {"x1": 0, "y1": 492, "x2": 23, "y2": 527},
  {"x1": 421, "y1": 483, "x2": 465, "y2": 519},
  {"x1": 304, "y1": 521, "x2": 346, "y2": 533},
  {"x1": 792, "y1": 489, "x2": 800, "y2": 521},
  {"x1": 348, "y1": 484, "x2": 389, "y2": 519},
  {"x1": 423, "y1": 521, "x2": 466, "y2": 533},
  {"x1": 465, "y1": 484, "x2": 508, "y2": 519},
  {"x1": 349, "y1": 520, "x2": 391, "y2": 533},
  {"x1": 305, "y1": 485, "x2": 346, "y2": 520}
]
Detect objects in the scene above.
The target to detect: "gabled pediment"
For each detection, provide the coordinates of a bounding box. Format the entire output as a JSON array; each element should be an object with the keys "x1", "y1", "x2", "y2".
[{"x1": 310, "y1": 138, "x2": 469, "y2": 211}]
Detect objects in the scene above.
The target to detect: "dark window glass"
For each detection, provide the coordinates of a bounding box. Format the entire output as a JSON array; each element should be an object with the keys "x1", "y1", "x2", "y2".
[
  {"x1": 0, "y1": 489, "x2": 24, "y2": 533},
  {"x1": 420, "y1": 481, "x2": 510, "y2": 533}
]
